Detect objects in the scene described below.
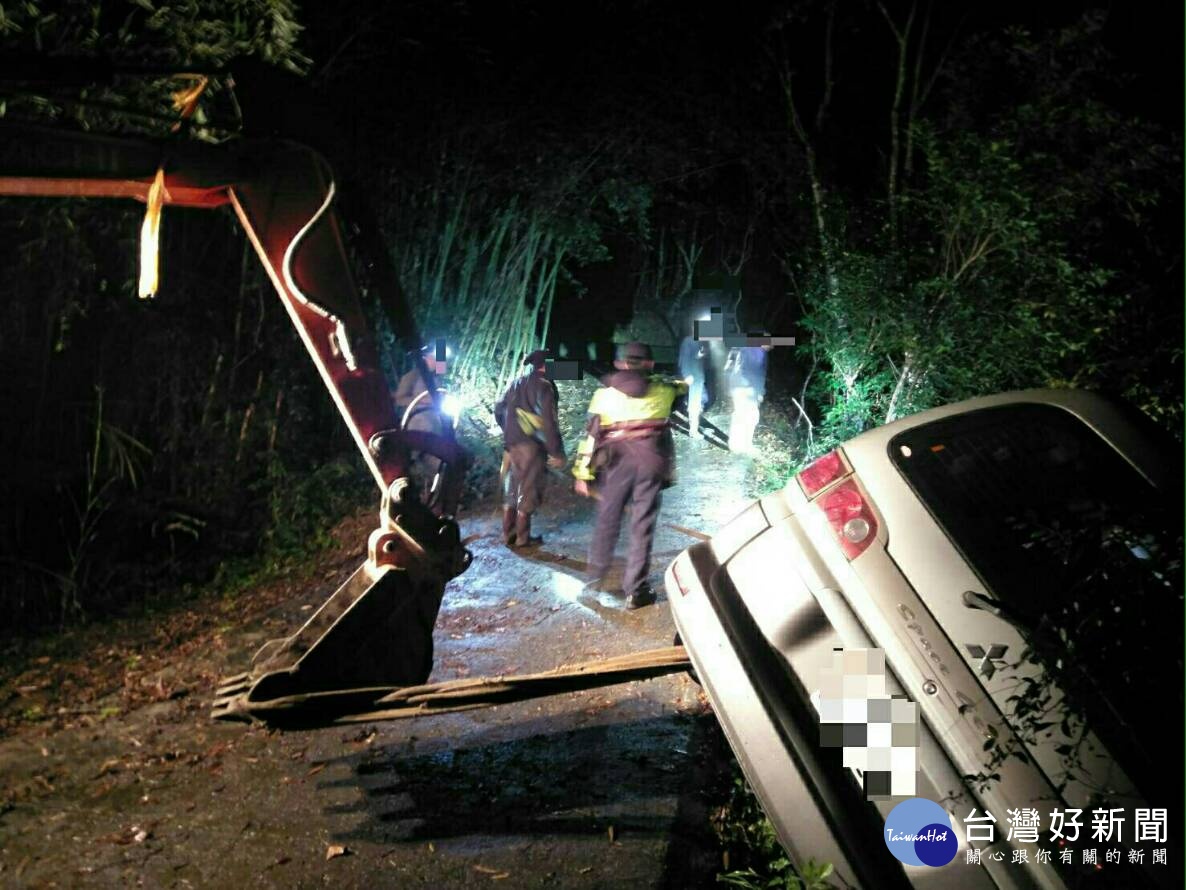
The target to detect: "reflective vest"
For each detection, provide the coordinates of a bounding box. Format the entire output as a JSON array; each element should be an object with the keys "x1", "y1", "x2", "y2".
[{"x1": 572, "y1": 376, "x2": 686, "y2": 481}]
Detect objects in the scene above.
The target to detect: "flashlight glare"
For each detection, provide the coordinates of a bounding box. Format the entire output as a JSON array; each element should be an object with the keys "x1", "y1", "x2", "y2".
[{"x1": 441, "y1": 393, "x2": 462, "y2": 418}]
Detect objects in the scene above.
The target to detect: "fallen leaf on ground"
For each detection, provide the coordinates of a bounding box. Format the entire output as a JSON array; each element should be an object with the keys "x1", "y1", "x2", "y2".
[
  {"x1": 473, "y1": 864, "x2": 501, "y2": 874},
  {"x1": 203, "y1": 741, "x2": 230, "y2": 759},
  {"x1": 97, "y1": 823, "x2": 152, "y2": 845},
  {"x1": 325, "y1": 844, "x2": 349, "y2": 860}
]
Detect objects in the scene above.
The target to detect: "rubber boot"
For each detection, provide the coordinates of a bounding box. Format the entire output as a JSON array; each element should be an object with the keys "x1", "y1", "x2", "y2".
[
  {"x1": 626, "y1": 582, "x2": 657, "y2": 610},
  {"x1": 501, "y1": 506, "x2": 517, "y2": 546},
  {"x1": 513, "y1": 511, "x2": 543, "y2": 548}
]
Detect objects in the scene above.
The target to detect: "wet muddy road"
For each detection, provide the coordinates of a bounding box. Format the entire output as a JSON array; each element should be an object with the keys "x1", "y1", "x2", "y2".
[{"x1": 1, "y1": 436, "x2": 757, "y2": 888}]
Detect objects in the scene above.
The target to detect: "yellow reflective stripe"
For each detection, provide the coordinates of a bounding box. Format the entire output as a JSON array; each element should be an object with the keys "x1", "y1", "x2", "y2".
[
  {"x1": 572, "y1": 434, "x2": 597, "y2": 480},
  {"x1": 587, "y1": 380, "x2": 681, "y2": 425},
  {"x1": 516, "y1": 407, "x2": 544, "y2": 435}
]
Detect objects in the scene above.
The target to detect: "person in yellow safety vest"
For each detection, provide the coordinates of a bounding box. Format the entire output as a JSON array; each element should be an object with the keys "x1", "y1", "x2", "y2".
[
  {"x1": 573, "y1": 341, "x2": 687, "y2": 609},
  {"x1": 494, "y1": 349, "x2": 566, "y2": 548}
]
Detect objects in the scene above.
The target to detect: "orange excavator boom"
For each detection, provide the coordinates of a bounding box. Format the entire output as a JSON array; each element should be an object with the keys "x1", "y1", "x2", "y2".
[{"x1": 0, "y1": 97, "x2": 470, "y2": 718}]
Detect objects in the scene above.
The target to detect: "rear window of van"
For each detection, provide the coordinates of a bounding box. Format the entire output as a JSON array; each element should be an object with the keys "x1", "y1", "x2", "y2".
[{"x1": 888, "y1": 402, "x2": 1182, "y2": 797}]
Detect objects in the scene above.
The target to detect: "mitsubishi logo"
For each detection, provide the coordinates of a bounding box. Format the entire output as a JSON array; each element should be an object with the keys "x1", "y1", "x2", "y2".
[{"x1": 964, "y1": 643, "x2": 1009, "y2": 680}]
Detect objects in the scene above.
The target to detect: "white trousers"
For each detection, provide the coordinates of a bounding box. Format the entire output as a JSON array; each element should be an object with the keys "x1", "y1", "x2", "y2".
[{"x1": 729, "y1": 387, "x2": 760, "y2": 454}]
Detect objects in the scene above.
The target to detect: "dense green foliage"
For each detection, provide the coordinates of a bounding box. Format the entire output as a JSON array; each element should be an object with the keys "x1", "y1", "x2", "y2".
[{"x1": 780, "y1": 9, "x2": 1180, "y2": 458}]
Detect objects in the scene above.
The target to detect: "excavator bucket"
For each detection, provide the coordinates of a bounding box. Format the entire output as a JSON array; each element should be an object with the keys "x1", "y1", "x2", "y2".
[
  {"x1": 212, "y1": 489, "x2": 472, "y2": 722},
  {"x1": 212, "y1": 564, "x2": 437, "y2": 720}
]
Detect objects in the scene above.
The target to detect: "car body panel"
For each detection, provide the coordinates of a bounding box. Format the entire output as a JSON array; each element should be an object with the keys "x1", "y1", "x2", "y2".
[{"x1": 667, "y1": 389, "x2": 1178, "y2": 889}]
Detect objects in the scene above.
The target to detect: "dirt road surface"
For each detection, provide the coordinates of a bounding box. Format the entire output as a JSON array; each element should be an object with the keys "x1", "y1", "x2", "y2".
[{"x1": 1, "y1": 436, "x2": 761, "y2": 888}]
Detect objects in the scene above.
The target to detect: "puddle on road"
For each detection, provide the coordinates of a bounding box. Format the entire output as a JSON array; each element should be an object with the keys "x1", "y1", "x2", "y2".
[
  {"x1": 549, "y1": 572, "x2": 599, "y2": 614},
  {"x1": 442, "y1": 573, "x2": 601, "y2": 619}
]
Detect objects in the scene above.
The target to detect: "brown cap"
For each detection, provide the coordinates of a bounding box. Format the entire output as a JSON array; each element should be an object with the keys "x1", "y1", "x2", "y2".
[{"x1": 523, "y1": 349, "x2": 550, "y2": 368}]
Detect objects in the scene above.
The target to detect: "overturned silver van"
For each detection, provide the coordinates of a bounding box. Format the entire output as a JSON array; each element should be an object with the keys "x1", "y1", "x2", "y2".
[{"x1": 666, "y1": 390, "x2": 1181, "y2": 889}]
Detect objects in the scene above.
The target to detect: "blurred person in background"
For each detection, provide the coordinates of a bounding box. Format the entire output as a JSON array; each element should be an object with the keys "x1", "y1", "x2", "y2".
[
  {"x1": 725, "y1": 339, "x2": 771, "y2": 455},
  {"x1": 677, "y1": 320, "x2": 710, "y2": 440}
]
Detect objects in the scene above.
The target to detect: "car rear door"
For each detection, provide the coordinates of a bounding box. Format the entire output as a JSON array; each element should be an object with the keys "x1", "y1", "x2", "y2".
[{"x1": 849, "y1": 396, "x2": 1179, "y2": 816}]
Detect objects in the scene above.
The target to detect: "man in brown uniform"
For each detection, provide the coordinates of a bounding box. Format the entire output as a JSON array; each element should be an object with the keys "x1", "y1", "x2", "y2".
[{"x1": 495, "y1": 350, "x2": 566, "y2": 548}]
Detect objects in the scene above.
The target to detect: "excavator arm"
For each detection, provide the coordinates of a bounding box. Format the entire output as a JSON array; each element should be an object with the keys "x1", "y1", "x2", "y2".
[{"x1": 0, "y1": 106, "x2": 471, "y2": 717}]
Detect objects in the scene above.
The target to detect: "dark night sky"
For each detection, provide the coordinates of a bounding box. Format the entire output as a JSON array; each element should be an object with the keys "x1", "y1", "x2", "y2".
[
  {"x1": 297, "y1": 0, "x2": 1181, "y2": 241},
  {"x1": 295, "y1": 0, "x2": 1182, "y2": 346},
  {"x1": 300, "y1": 1, "x2": 1181, "y2": 125}
]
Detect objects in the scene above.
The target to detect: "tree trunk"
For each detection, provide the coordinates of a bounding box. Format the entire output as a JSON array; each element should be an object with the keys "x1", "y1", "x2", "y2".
[
  {"x1": 885, "y1": 352, "x2": 913, "y2": 423},
  {"x1": 783, "y1": 72, "x2": 839, "y2": 301},
  {"x1": 878, "y1": 1, "x2": 916, "y2": 249}
]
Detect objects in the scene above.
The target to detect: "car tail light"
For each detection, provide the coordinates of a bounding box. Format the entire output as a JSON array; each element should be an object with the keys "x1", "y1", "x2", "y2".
[
  {"x1": 796, "y1": 450, "x2": 849, "y2": 497},
  {"x1": 819, "y1": 480, "x2": 879, "y2": 559}
]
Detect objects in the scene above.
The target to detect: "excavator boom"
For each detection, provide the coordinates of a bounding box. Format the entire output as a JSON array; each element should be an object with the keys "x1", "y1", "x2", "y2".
[{"x1": 0, "y1": 110, "x2": 471, "y2": 717}]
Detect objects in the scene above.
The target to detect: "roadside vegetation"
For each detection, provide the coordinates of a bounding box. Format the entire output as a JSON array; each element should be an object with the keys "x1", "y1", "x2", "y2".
[{"x1": 713, "y1": 762, "x2": 836, "y2": 889}]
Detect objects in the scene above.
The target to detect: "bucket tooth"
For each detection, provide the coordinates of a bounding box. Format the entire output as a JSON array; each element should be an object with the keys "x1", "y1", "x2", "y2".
[
  {"x1": 214, "y1": 675, "x2": 253, "y2": 699},
  {"x1": 215, "y1": 672, "x2": 251, "y2": 691}
]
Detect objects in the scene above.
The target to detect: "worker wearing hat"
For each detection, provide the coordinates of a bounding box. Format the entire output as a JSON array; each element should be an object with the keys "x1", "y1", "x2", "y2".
[
  {"x1": 394, "y1": 343, "x2": 449, "y2": 504},
  {"x1": 394, "y1": 344, "x2": 446, "y2": 423},
  {"x1": 572, "y1": 341, "x2": 687, "y2": 609},
  {"x1": 494, "y1": 349, "x2": 566, "y2": 548}
]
